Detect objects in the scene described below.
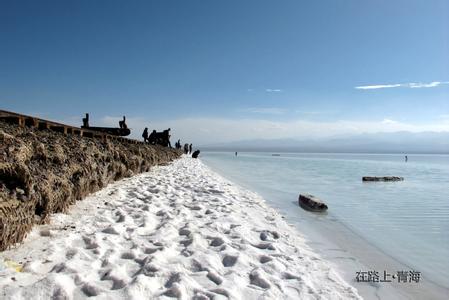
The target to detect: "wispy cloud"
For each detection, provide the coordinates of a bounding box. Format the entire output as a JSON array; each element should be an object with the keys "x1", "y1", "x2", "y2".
[
  {"x1": 243, "y1": 107, "x2": 286, "y2": 115},
  {"x1": 295, "y1": 110, "x2": 337, "y2": 116},
  {"x1": 355, "y1": 84, "x2": 402, "y2": 90},
  {"x1": 265, "y1": 89, "x2": 283, "y2": 92},
  {"x1": 408, "y1": 82, "x2": 449, "y2": 88},
  {"x1": 355, "y1": 81, "x2": 449, "y2": 90},
  {"x1": 381, "y1": 118, "x2": 400, "y2": 125}
]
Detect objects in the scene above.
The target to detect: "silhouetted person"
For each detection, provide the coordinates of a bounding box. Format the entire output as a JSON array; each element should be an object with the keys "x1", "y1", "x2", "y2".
[
  {"x1": 164, "y1": 128, "x2": 172, "y2": 147},
  {"x1": 82, "y1": 113, "x2": 90, "y2": 128},
  {"x1": 149, "y1": 130, "x2": 157, "y2": 144},
  {"x1": 119, "y1": 116, "x2": 127, "y2": 129},
  {"x1": 142, "y1": 127, "x2": 149, "y2": 143},
  {"x1": 235, "y1": 152, "x2": 237, "y2": 156},
  {"x1": 192, "y1": 150, "x2": 200, "y2": 158},
  {"x1": 189, "y1": 143, "x2": 192, "y2": 154},
  {"x1": 184, "y1": 143, "x2": 189, "y2": 154},
  {"x1": 405, "y1": 155, "x2": 408, "y2": 162}
]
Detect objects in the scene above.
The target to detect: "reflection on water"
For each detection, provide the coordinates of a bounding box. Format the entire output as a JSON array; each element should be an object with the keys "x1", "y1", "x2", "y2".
[{"x1": 202, "y1": 152, "x2": 449, "y2": 289}]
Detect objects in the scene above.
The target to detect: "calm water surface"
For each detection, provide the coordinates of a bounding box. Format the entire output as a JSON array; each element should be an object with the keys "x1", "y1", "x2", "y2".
[{"x1": 202, "y1": 152, "x2": 449, "y2": 290}]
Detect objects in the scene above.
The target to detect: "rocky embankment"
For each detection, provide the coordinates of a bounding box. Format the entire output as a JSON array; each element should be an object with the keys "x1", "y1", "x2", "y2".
[{"x1": 0, "y1": 121, "x2": 181, "y2": 251}]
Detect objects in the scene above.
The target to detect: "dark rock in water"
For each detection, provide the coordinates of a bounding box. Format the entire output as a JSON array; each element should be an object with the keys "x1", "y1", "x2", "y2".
[
  {"x1": 298, "y1": 194, "x2": 328, "y2": 212},
  {"x1": 192, "y1": 150, "x2": 200, "y2": 158},
  {"x1": 362, "y1": 176, "x2": 404, "y2": 182}
]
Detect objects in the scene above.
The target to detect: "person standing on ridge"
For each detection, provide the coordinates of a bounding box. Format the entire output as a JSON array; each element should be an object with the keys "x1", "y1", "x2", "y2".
[
  {"x1": 119, "y1": 116, "x2": 127, "y2": 129},
  {"x1": 142, "y1": 127, "x2": 149, "y2": 143},
  {"x1": 189, "y1": 144, "x2": 192, "y2": 154}
]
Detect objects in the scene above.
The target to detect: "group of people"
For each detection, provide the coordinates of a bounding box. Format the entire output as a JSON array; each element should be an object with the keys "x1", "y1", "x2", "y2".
[
  {"x1": 177, "y1": 140, "x2": 200, "y2": 158},
  {"x1": 141, "y1": 129, "x2": 200, "y2": 158},
  {"x1": 180, "y1": 142, "x2": 192, "y2": 154},
  {"x1": 142, "y1": 127, "x2": 172, "y2": 147}
]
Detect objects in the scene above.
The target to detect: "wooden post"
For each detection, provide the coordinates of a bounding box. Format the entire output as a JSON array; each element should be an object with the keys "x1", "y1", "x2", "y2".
[{"x1": 18, "y1": 117, "x2": 25, "y2": 127}]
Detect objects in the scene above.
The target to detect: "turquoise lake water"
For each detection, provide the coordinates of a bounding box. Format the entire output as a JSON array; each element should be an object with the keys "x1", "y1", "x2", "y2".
[{"x1": 201, "y1": 152, "x2": 449, "y2": 290}]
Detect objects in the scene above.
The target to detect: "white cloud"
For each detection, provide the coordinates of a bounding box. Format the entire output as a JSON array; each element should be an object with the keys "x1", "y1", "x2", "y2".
[
  {"x1": 408, "y1": 81, "x2": 448, "y2": 88},
  {"x1": 243, "y1": 107, "x2": 286, "y2": 115},
  {"x1": 295, "y1": 110, "x2": 337, "y2": 116},
  {"x1": 98, "y1": 116, "x2": 449, "y2": 145},
  {"x1": 381, "y1": 118, "x2": 399, "y2": 125},
  {"x1": 355, "y1": 84, "x2": 402, "y2": 90},
  {"x1": 265, "y1": 89, "x2": 283, "y2": 92},
  {"x1": 355, "y1": 81, "x2": 449, "y2": 90}
]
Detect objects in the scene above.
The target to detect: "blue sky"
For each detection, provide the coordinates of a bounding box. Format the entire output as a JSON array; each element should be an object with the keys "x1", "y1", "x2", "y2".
[{"x1": 1, "y1": 0, "x2": 448, "y2": 143}]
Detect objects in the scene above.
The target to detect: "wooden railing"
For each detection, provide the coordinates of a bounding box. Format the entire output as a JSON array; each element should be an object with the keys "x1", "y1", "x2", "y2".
[{"x1": 0, "y1": 109, "x2": 145, "y2": 145}]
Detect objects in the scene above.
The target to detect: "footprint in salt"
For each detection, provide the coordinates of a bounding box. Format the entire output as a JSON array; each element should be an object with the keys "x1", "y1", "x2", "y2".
[
  {"x1": 249, "y1": 269, "x2": 271, "y2": 289},
  {"x1": 179, "y1": 227, "x2": 192, "y2": 236},
  {"x1": 180, "y1": 238, "x2": 193, "y2": 247},
  {"x1": 251, "y1": 243, "x2": 275, "y2": 250},
  {"x1": 207, "y1": 270, "x2": 223, "y2": 285},
  {"x1": 136, "y1": 263, "x2": 159, "y2": 277},
  {"x1": 209, "y1": 237, "x2": 225, "y2": 247},
  {"x1": 81, "y1": 283, "x2": 103, "y2": 297},
  {"x1": 222, "y1": 255, "x2": 238, "y2": 267},
  {"x1": 191, "y1": 259, "x2": 205, "y2": 273},
  {"x1": 66, "y1": 248, "x2": 78, "y2": 259},
  {"x1": 163, "y1": 283, "x2": 183, "y2": 298},
  {"x1": 270, "y1": 231, "x2": 280, "y2": 239},
  {"x1": 115, "y1": 212, "x2": 126, "y2": 223},
  {"x1": 181, "y1": 248, "x2": 194, "y2": 257},
  {"x1": 100, "y1": 269, "x2": 128, "y2": 290},
  {"x1": 259, "y1": 230, "x2": 280, "y2": 241},
  {"x1": 39, "y1": 229, "x2": 52, "y2": 237},
  {"x1": 209, "y1": 288, "x2": 230, "y2": 298},
  {"x1": 121, "y1": 252, "x2": 136, "y2": 260},
  {"x1": 144, "y1": 247, "x2": 159, "y2": 254},
  {"x1": 259, "y1": 255, "x2": 273, "y2": 264},
  {"x1": 192, "y1": 291, "x2": 214, "y2": 300},
  {"x1": 51, "y1": 262, "x2": 77, "y2": 273},
  {"x1": 82, "y1": 235, "x2": 99, "y2": 249},
  {"x1": 156, "y1": 210, "x2": 168, "y2": 218},
  {"x1": 165, "y1": 272, "x2": 181, "y2": 288},
  {"x1": 102, "y1": 226, "x2": 119, "y2": 235},
  {"x1": 282, "y1": 272, "x2": 301, "y2": 280}
]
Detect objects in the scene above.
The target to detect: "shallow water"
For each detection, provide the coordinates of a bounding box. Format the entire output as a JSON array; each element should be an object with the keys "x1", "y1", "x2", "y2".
[{"x1": 201, "y1": 152, "x2": 449, "y2": 294}]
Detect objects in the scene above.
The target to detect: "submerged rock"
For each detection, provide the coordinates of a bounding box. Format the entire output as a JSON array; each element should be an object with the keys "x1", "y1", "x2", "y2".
[
  {"x1": 362, "y1": 176, "x2": 404, "y2": 182},
  {"x1": 298, "y1": 194, "x2": 328, "y2": 212}
]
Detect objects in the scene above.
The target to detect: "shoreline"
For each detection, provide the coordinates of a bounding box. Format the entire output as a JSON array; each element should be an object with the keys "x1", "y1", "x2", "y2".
[
  {"x1": 201, "y1": 153, "x2": 449, "y2": 300},
  {"x1": 0, "y1": 156, "x2": 361, "y2": 299},
  {"x1": 294, "y1": 206, "x2": 449, "y2": 300}
]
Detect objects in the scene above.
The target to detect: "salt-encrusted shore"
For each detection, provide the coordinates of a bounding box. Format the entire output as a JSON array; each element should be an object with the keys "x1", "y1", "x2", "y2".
[{"x1": 0, "y1": 157, "x2": 361, "y2": 299}]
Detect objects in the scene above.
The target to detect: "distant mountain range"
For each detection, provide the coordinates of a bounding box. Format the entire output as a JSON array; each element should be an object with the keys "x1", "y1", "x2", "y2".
[{"x1": 201, "y1": 132, "x2": 449, "y2": 154}]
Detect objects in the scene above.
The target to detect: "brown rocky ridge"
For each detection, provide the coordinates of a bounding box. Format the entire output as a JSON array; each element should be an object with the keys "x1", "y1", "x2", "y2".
[{"x1": 0, "y1": 121, "x2": 181, "y2": 251}]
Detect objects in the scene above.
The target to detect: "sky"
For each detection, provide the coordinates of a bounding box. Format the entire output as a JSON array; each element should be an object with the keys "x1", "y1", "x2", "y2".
[{"x1": 1, "y1": 0, "x2": 448, "y2": 144}]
